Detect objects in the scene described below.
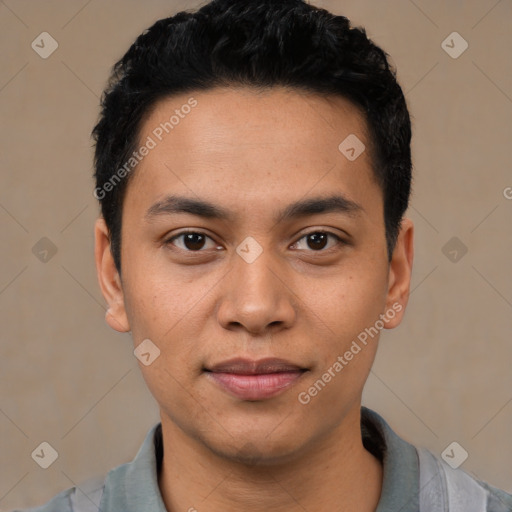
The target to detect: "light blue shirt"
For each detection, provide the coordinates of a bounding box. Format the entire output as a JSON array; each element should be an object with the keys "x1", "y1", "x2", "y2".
[{"x1": 14, "y1": 407, "x2": 512, "y2": 511}]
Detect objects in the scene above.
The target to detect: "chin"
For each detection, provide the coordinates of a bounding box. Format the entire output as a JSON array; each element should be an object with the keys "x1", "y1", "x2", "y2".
[{"x1": 203, "y1": 429, "x2": 311, "y2": 467}]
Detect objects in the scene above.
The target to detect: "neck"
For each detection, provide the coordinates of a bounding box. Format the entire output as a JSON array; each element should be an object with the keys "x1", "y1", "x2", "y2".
[{"x1": 157, "y1": 406, "x2": 383, "y2": 512}]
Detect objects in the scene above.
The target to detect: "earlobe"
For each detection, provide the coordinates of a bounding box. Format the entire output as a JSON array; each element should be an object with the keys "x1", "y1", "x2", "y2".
[
  {"x1": 105, "y1": 307, "x2": 130, "y2": 333},
  {"x1": 94, "y1": 217, "x2": 130, "y2": 333},
  {"x1": 384, "y1": 218, "x2": 414, "y2": 329}
]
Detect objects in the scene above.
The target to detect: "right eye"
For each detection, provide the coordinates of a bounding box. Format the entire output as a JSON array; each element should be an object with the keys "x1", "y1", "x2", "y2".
[{"x1": 164, "y1": 231, "x2": 221, "y2": 252}]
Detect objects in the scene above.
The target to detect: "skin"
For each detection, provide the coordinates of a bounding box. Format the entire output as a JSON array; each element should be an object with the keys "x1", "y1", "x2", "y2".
[{"x1": 95, "y1": 87, "x2": 414, "y2": 512}]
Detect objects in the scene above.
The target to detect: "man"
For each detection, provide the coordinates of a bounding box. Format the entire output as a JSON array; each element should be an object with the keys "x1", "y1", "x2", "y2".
[{"x1": 16, "y1": 0, "x2": 512, "y2": 510}]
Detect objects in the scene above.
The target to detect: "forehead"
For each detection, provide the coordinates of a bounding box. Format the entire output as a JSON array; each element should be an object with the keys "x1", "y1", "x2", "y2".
[
  {"x1": 139, "y1": 86, "x2": 370, "y2": 158},
  {"x1": 126, "y1": 86, "x2": 381, "y2": 220}
]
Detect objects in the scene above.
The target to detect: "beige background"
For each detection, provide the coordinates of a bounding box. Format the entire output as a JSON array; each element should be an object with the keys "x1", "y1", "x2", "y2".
[{"x1": 1, "y1": 0, "x2": 511, "y2": 509}]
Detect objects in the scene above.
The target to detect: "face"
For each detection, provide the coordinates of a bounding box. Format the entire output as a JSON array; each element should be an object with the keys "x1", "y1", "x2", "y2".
[{"x1": 95, "y1": 87, "x2": 413, "y2": 464}]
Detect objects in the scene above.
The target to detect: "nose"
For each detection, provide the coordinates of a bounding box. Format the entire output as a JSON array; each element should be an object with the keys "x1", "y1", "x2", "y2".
[{"x1": 216, "y1": 245, "x2": 297, "y2": 335}]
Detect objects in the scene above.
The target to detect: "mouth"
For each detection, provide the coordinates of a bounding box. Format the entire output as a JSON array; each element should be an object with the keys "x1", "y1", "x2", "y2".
[{"x1": 203, "y1": 357, "x2": 308, "y2": 401}]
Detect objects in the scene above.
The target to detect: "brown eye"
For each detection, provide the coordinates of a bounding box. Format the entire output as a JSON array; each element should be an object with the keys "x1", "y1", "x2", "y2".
[
  {"x1": 292, "y1": 231, "x2": 344, "y2": 252},
  {"x1": 166, "y1": 232, "x2": 218, "y2": 252},
  {"x1": 306, "y1": 232, "x2": 328, "y2": 250}
]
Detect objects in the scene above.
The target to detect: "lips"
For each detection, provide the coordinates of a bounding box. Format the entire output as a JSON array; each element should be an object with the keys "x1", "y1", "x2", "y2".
[{"x1": 204, "y1": 357, "x2": 307, "y2": 401}]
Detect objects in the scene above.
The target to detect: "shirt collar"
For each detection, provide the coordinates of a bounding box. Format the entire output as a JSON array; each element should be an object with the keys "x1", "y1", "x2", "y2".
[
  {"x1": 361, "y1": 407, "x2": 420, "y2": 512},
  {"x1": 100, "y1": 407, "x2": 420, "y2": 511},
  {"x1": 100, "y1": 422, "x2": 167, "y2": 511}
]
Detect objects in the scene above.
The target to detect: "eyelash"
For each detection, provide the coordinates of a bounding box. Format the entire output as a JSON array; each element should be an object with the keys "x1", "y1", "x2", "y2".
[{"x1": 164, "y1": 230, "x2": 346, "y2": 254}]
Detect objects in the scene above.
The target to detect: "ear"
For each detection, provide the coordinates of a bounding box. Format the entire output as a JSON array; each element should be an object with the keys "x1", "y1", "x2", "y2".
[
  {"x1": 383, "y1": 217, "x2": 414, "y2": 329},
  {"x1": 94, "y1": 217, "x2": 130, "y2": 333}
]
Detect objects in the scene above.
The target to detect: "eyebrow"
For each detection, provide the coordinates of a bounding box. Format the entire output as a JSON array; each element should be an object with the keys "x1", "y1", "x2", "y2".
[{"x1": 145, "y1": 194, "x2": 364, "y2": 224}]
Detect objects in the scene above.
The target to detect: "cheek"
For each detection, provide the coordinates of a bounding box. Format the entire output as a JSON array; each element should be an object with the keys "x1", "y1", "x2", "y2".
[
  {"x1": 122, "y1": 254, "x2": 191, "y2": 335},
  {"x1": 300, "y1": 272, "x2": 388, "y2": 394},
  {"x1": 306, "y1": 266, "x2": 388, "y2": 336},
  {"x1": 300, "y1": 275, "x2": 386, "y2": 409},
  {"x1": 124, "y1": 268, "x2": 212, "y2": 383}
]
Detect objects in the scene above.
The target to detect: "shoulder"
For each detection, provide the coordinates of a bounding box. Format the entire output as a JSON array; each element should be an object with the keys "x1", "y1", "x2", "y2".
[
  {"x1": 9, "y1": 487, "x2": 74, "y2": 512},
  {"x1": 10, "y1": 474, "x2": 106, "y2": 512},
  {"x1": 417, "y1": 447, "x2": 512, "y2": 511},
  {"x1": 10, "y1": 423, "x2": 161, "y2": 512},
  {"x1": 361, "y1": 407, "x2": 512, "y2": 511},
  {"x1": 473, "y1": 478, "x2": 512, "y2": 510}
]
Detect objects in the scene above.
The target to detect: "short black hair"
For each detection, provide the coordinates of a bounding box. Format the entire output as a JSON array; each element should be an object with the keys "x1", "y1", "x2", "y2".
[{"x1": 92, "y1": 0, "x2": 412, "y2": 273}]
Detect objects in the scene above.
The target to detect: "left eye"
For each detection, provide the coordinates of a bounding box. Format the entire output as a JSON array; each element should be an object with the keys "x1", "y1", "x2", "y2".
[{"x1": 292, "y1": 231, "x2": 343, "y2": 251}]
